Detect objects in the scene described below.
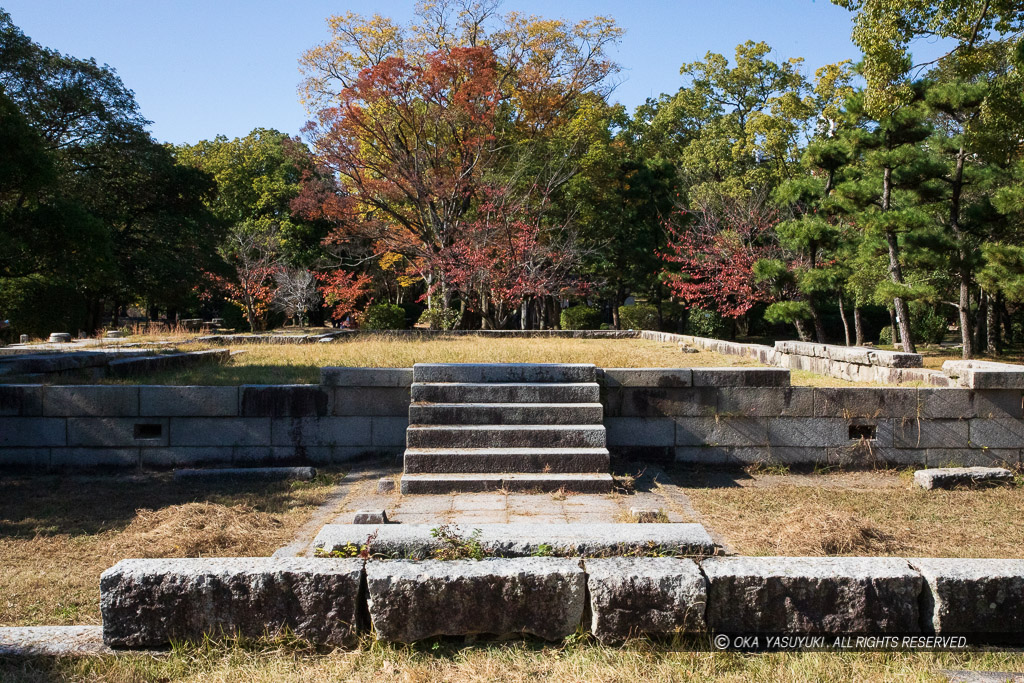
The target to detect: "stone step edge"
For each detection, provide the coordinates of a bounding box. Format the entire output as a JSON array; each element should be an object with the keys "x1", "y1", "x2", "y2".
[
  {"x1": 409, "y1": 402, "x2": 605, "y2": 408},
  {"x1": 403, "y1": 447, "x2": 610, "y2": 454},
  {"x1": 400, "y1": 472, "x2": 614, "y2": 494},
  {"x1": 411, "y1": 382, "x2": 599, "y2": 388},
  {"x1": 407, "y1": 424, "x2": 606, "y2": 431}
]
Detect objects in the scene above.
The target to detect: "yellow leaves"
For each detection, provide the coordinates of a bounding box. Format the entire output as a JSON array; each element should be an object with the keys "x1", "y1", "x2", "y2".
[
  {"x1": 298, "y1": 11, "x2": 406, "y2": 113},
  {"x1": 378, "y1": 251, "x2": 404, "y2": 271}
]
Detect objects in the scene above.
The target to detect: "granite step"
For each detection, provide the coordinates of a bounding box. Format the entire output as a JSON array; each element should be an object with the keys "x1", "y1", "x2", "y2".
[
  {"x1": 411, "y1": 382, "x2": 600, "y2": 404},
  {"x1": 403, "y1": 447, "x2": 610, "y2": 473},
  {"x1": 399, "y1": 472, "x2": 615, "y2": 494},
  {"x1": 409, "y1": 402, "x2": 603, "y2": 425},
  {"x1": 406, "y1": 424, "x2": 606, "y2": 449},
  {"x1": 413, "y1": 362, "x2": 597, "y2": 384}
]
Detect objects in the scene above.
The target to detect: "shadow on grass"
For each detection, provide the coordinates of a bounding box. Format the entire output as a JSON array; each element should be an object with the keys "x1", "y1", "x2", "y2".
[{"x1": 0, "y1": 473, "x2": 323, "y2": 539}]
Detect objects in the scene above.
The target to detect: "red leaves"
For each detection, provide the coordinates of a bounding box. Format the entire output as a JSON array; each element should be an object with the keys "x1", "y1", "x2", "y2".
[
  {"x1": 660, "y1": 203, "x2": 778, "y2": 318},
  {"x1": 315, "y1": 268, "x2": 372, "y2": 321}
]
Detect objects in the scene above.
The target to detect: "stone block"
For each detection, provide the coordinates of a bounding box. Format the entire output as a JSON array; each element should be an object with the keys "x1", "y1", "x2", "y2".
[
  {"x1": 354, "y1": 510, "x2": 388, "y2": 524},
  {"x1": 813, "y1": 388, "x2": 918, "y2": 418},
  {"x1": 968, "y1": 419, "x2": 1024, "y2": 449},
  {"x1": 716, "y1": 387, "x2": 814, "y2": 417},
  {"x1": 767, "y1": 418, "x2": 847, "y2": 448},
  {"x1": 366, "y1": 558, "x2": 585, "y2": 642},
  {"x1": 910, "y1": 558, "x2": 1024, "y2": 635},
  {"x1": 332, "y1": 387, "x2": 409, "y2": 416},
  {"x1": 0, "y1": 417, "x2": 66, "y2": 447},
  {"x1": 702, "y1": 556, "x2": 922, "y2": 634},
  {"x1": 586, "y1": 558, "x2": 707, "y2": 643},
  {"x1": 173, "y1": 466, "x2": 317, "y2": 482},
  {"x1": 414, "y1": 362, "x2": 596, "y2": 383},
  {"x1": 0, "y1": 447, "x2": 49, "y2": 468},
  {"x1": 600, "y1": 368, "x2": 692, "y2": 388},
  {"x1": 270, "y1": 417, "x2": 372, "y2": 447},
  {"x1": 962, "y1": 370, "x2": 1024, "y2": 390},
  {"x1": 893, "y1": 419, "x2": 969, "y2": 449},
  {"x1": 320, "y1": 367, "x2": 413, "y2": 387},
  {"x1": 43, "y1": 386, "x2": 138, "y2": 417},
  {"x1": 675, "y1": 417, "x2": 768, "y2": 447},
  {"x1": 605, "y1": 417, "x2": 675, "y2": 447},
  {"x1": 240, "y1": 385, "x2": 328, "y2": 417},
  {"x1": 67, "y1": 418, "x2": 168, "y2": 447},
  {"x1": 372, "y1": 417, "x2": 410, "y2": 446},
  {"x1": 970, "y1": 391, "x2": 1024, "y2": 419},
  {"x1": 100, "y1": 558, "x2": 363, "y2": 648},
  {"x1": 617, "y1": 387, "x2": 717, "y2": 417},
  {"x1": 139, "y1": 386, "x2": 239, "y2": 417},
  {"x1": 0, "y1": 385, "x2": 43, "y2": 416},
  {"x1": 913, "y1": 466, "x2": 1013, "y2": 489},
  {"x1": 929, "y1": 448, "x2": 1022, "y2": 468},
  {"x1": 691, "y1": 368, "x2": 790, "y2": 387},
  {"x1": 377, "y1": 477, "x2": 396, "y2": 493},
  {"x1": 51, "y1": 448, "x2": 139, "y2": 468},
  {"x1": 674, "y1": 446, "x2": 735, "y2": 465},
  {"x1": 169, "y1": 418, "x2": 271, "y2": 447},
  {"x1": 827, "y1": 445, "x2": 925, "y2": 467},
  {"x1": 407, "y1": 424, "x2": 603, "y2": 449}
]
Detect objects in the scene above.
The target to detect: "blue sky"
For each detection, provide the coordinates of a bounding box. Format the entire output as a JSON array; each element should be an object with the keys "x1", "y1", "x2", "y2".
[{"x1": 3, "y1": 1, "x2": 951, "y2": 145}]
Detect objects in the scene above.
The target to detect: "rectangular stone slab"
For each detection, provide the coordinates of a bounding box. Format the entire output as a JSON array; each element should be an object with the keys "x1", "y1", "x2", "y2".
[
  {"x1": 315, "y1": 522, "x2": 717, "y2": 558},
  {"x1": 586, "y1": 557, "x2": 707, "y2": 643},
  {"x1": 701, "y1": 556, "x2": 922, "y2": 635},
  {"x1": 100, "y1": 558, "x2": 363, "y2": 648},
  {"x1": 365, "y1": 558, "x2": 585, "y2": 642},
  {"x1": 911, "y1": 558, "x2": 1024, "y2": 635},
  {"x1": 913, "y1": 467, "x2": 1013, "y2": 490}
]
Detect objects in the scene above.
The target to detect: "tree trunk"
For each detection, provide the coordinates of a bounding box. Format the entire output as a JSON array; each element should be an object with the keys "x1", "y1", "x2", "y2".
[
  {"x1": 889, "y1": 308, "x2": 899, "y2": 345},
  {"x1": 1000, "y1": 298, "x2": 1013, "y2": 346},
  {"x1": 854, "y1": 306, "x2": 864, "y2": 346},
  {"x1": 809, "y1": 300, "x2": 827, "y2": 343},
  {"x1": 975, "y1": 292, "x2": 987, "y2": 354},
  {"x1": 793, "y1": 318, "x2": 811, "y2": 342},
  {"x1": 838, "y1": 297, "x2": 851, "y2": 346},
  {"x1": 987, "y1": 291, "x2": 1000, "y2": 355},
  {"x1": 950, "y1": 148, "x2": 973, "y2": 359},
  {"x1": 882, "y1": 166, "x2": 915, "y2": 353}
]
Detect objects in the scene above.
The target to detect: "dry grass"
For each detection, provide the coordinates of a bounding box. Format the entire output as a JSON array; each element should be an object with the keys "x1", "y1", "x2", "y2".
[
  {"x1": 0, "y1": 473, "x2": 342, "y2": 627},
  {"x1": 3, "y1": 636, "x2": 1024, "y2": 682},
  {"x1": 106, "y1": 336, "x2": 766, "y2": 385},
  {"x1": 681, "y1": 470, "x2": 1024, "y2": 557}
]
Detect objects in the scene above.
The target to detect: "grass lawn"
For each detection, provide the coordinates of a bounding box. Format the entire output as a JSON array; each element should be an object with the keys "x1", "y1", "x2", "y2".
[
  {"x1": 678, "y1": 468, "x2": 1024, "y2": 558},
  {"x1": 103, "y1": 336, "x2": 767, "y2": 385},
  {"x1": 0, "y1": 472, "x2": 342, "y2": 627},
  {"x1": 3, "y1": 635, "x2": 1024, "y2": 681}
]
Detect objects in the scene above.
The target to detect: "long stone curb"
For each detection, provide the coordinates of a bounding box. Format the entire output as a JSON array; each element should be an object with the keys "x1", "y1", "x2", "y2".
[{"x1": 98, "y1": 555, "x2": 1024, "y2": 648}]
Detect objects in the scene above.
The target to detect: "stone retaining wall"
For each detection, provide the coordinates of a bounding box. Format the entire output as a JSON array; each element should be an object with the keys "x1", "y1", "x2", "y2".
[
  {"x1": 0, "y1": 369, "x2": 411, "y2": 469},
  {"x1": 601, "y1": 367, "x2": 1024, "y2": 467},
  {"x1": 100, "y1": 555, "x2": 1024, "y2": 647},
  {"x1": 2, "y1": 365, "x2": 1023, "y2": 469}
]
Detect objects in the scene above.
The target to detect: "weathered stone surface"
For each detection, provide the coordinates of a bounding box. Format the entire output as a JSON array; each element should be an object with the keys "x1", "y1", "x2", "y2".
[
  {"x1": 365, "y1": 558, "x2": 585, "y2": 642},
  {"x1": 400, "y1": 472, "x2": 614, "y2": 493},
  {"x1": 0, "y1": 417, "x2": 66, "y2": 447},
  {"x1": 414, "y1": 362, "x2": 596, "y2": 383},
  {"x1": 913, "y1": 467, "x2": 1013, "y2": 490},
  {"x1": 409, "y1": 402, "x2": 603, "y2": 425},
  {"x1": 813, "y1": 388, "x2": 918, "y2": 418},
  {"x1": 716, "y1": 387, "x2": 814, "y2": 417},
  {"x1": 605, "y1": 417, "x2": 675, "y2": 447},
  {"x1": 691, "y1": 368, "x2": 790, "y2": 387},
  {"x1": 139, "y1": 386, "x2": 239, "y2": 417},
  {"x1": 270, "y1": 417, "x2": 372, "y2": 447},
  {"x1": 766, "y1": 417, "x2": 847, "y2": 448},
  {"x1": 968, "y1": 419, "x2": 1024, "y2": 449},
  {"x1": 586, "y1": 557, "x2": 707, "y2": 643},
  {"x1": 0, "y1": 626, "x2": 114, "y2": 656},
  {"x1": 403, "y1": 447, "x2": 609, "y2": 474},
  {"x1": 371, "y1": 416, "x2": 408, "y2": 446},
  {"x1": 629, "y1": 508, "x2": 663, "y2": 523},
  {"x1": 600, "y1": 368, "x2": 692, "y2": 388},
  {"x1": 320, "y1": 367, "x2": 414, "y2": 387},
  {"x1": 241, "y1": 385, "x2": 328, "y2": 417},
  {"x1": 48, "y1": 333, "x2": 72, "y2": 343},
  {"x1": 44, "y1": 386, "x2": 139, "y2": 417},
  {"x1": 377, "y1": 477, "x2": 396, "y2": 493},
  {"x1": 315, "y1": 523, "x2": 717, "y2": 558},
  {"x1": 67, "y1": 417, "x2": 168, "y2": 447},
  {"x1": 411, "y1": 382, "x2": 599, "y2": 404},
  {"x1": 51, "y1": 447, "x2": 139, "y2": 468},
  {"x1": 332, "y1": 387, "x2": 410, "y2": 416},
  {"x1": 406, "y1": 424, "x2": 605, "y2": 449},
  {"x1": 100, "y1": 558, "x2": 363, "y2": 648},
  {"x1": 702, "y1": 556, "x2": 922, "y2": 634},
  {"x1": 894, "y1": 420, "x2": 969, "y2": 449},
  {"x1": 910, "y1": 558, "x2": 1024, "y2": 635},
  {"x1": 616, "y1": 387, "x2": 717, "y2": 417},
  {"x1": 0, "y1": 385, "x2": 43, "y2": 416},
  {"x1": 676, "y1": 417, "x2": 768, "y2": 447},
  {"x1": 169, "y1": 418, "x2": 271, "y2": 447},
  {"x1": 354, "y1": 509, "x2": 388, "y2": 524},
  {"x1": 107, "y1": 349, "x2": 229, "y2": 378}
]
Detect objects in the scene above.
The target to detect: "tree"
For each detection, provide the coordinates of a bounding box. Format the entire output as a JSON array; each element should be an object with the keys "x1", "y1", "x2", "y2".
[
  {"x1": 272, "y1": 268, "x2": 319, "y2": 326},
  {"x1": 209, "y1": 222, "x2": 282, "y2": 331}
]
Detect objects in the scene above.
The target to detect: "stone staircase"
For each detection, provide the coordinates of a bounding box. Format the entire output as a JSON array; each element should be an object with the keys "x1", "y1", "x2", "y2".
[{"x1": 401, "y1": 363, "x2": 613, "y2": 493}]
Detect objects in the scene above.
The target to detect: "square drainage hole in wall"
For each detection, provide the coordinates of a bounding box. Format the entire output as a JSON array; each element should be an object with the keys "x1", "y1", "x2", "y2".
[
  {"x1": 848, "y1": 424, "x2": 876, "y2": 440},
  {"x1": 134, "y1": 423, "x2": 163, "y2": 439}
]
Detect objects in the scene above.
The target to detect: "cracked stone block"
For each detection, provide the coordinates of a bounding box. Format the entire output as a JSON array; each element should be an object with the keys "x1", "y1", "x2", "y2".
[{"x1": 586, "y1": 557, "x2": 706, "y2": 643}]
